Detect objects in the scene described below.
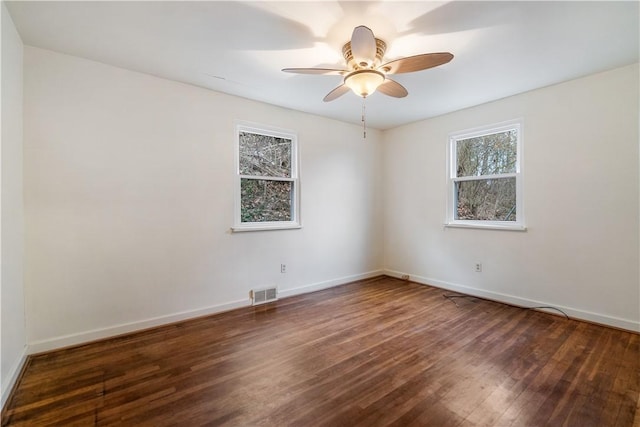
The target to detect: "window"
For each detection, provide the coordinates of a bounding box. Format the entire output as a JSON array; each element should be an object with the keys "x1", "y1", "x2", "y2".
[
  {"x1": 447, "y1": 120, "x2": 525, "y2": 230},
  {"x1": 233, "y1": 123, "x2": 301, "y2": 232}
]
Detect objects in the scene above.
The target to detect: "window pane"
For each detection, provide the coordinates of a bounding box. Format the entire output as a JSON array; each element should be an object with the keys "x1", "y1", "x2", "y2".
[
  {"x1": 456, "y1": 130, "x2": 517, "y2": 177},
  {"x1": 455, "y1": 177, "x2": 516, "y2": 221},
  {"x1": 239, "y1": 132, "x2": 291, "y2": 178},
  {"x1": 241, "y1": 179, "x2": 293, "y2": 222}
]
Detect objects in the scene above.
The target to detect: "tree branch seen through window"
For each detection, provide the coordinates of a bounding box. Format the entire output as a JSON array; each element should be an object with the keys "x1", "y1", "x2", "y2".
[
  {"x1": 448, "y1": 121, "x2": 524, "y2": 229},
  {"x1": 234, "y1": 125, "x2": 300, "y2": 231}
]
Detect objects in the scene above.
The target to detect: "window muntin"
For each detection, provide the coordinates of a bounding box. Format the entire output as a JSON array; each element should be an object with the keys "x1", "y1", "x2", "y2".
[
  {"x1": 447, "y1": 120, "x2": 524, "y2": 230},
  {"x1": 234, "y1": 124, "x2": 300, "y2": 232}
]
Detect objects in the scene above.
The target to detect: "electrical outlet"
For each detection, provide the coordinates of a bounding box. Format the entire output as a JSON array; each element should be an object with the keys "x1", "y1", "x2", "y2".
[
  {"x1": 281, "y1": 264, "x2": 286, "y2": 273},
  {"x1": 475, "y1": 263, "x2": 482, "y2": 273}
]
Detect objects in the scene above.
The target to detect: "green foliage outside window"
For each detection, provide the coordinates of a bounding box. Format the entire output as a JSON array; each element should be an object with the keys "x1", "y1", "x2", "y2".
[{"x1": 241, "y1": 179, "x2": 293, "y2": 222}]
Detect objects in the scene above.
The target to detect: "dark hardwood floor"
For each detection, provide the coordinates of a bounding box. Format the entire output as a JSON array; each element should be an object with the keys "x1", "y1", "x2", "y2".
[{"x1": 3, "y1": 276, "x2": 639, "y2": 426}]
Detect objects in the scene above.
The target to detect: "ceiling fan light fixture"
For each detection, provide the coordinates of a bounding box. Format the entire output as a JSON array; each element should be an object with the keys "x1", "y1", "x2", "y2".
[
  {"x1": 344, "y1": 70, "x2": 385, "y2": 98},
  {"x1": 283, "y1": 25, "x2": 453, "y2": 105}
]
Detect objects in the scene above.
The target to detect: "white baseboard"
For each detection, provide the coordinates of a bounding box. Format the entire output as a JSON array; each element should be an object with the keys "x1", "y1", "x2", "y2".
[
  {"x1": 384, "y1": 269, "x2": 640, "y2": 333},
  {"x1": 1, "y1": 345, "x2": 28, "y2": 409},
  {"x1": 27, "y1": 270, "x2": 385, "y2": 355},
  {"x1": 278, "y1": 270, "x2": 384, "y2": 299},
  {"x1": 27, "y1": 299, "x2": 251, "y2": 355}
]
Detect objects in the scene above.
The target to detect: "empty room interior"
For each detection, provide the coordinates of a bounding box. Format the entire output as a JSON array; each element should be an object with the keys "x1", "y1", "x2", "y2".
[{"x1": 1, "y1": 1, "x2": 639, "y2": 425}]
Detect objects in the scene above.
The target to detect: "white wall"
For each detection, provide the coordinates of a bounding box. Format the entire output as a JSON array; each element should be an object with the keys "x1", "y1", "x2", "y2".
[
  {"x1": 1, "y1": 2, "x2": 26, "y2": 406},
  {"x1": 383, "y1": 63, "x2": 640, "y2": 331},
  {"x1": 23, "y1": 47, "x2": 383, "y2": 351},
  {"x1": 18, "y1": 42, "x2": 639, "y2": 359}
]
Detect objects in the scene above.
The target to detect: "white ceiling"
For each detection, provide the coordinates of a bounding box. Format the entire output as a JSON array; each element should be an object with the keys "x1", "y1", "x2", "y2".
[{"x1": 6, "y1": 1, "x2": 639, "y2": 130}]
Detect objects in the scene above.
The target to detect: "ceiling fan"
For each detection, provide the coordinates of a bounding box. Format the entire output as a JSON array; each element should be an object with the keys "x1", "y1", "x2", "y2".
[{"x1": 282, "y1": 25, "x2": 454, "y2": 102}]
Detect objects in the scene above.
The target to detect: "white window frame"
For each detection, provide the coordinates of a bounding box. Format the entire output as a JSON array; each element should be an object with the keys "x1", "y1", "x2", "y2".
[
  {"x1": 232, "y1": 122, "x2": 301, "y2": 232},
  {"x1": 446, "y1": 119, "x2": 525, "y2": 231}
]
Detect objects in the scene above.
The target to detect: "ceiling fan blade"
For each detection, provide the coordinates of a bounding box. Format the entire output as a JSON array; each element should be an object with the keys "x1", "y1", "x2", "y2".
[
  {"x1": 282, "y1": 68, "x2": 348, "y2": 75},
  {"x1": 323, "y1": 84, "x2": 350, "y2": 102},
  {"x1": 379, "y1": 52, "x2": 454, "y2": 74},
  {"x1": 351, "y1": 26, "x2": 377, "y2": 66},
  {"x1": 377, "y1": 79, "x2": 408, "y2": 98}
]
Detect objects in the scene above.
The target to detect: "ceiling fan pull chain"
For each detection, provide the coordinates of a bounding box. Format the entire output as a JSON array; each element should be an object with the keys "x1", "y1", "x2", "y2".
[{"x1": 362, "y1": 98, "x2": 367, "y2": 139}]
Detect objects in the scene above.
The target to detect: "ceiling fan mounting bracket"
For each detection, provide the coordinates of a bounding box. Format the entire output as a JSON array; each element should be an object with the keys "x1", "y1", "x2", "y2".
[{"x1": 342, "y1": 38, "x2": 387, "y2": 70}]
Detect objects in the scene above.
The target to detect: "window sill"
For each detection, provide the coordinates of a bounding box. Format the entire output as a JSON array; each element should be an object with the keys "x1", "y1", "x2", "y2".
[
  {"x1": 444, "y1": 222, "x2": 527, "y2": 232},
  {"x1": 231, "y1": 222, "x2": 302, "y2": 233}
]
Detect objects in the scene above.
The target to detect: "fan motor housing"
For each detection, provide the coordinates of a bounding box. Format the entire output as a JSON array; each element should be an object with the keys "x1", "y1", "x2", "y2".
[{"x1": 342, "y1": 38, "x2": 387, "y2": 69}]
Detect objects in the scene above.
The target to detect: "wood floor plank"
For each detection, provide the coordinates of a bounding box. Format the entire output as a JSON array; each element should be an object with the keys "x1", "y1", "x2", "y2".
[{"x1": 2, "y1": 276, "x2": 638, "y2": 426}]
